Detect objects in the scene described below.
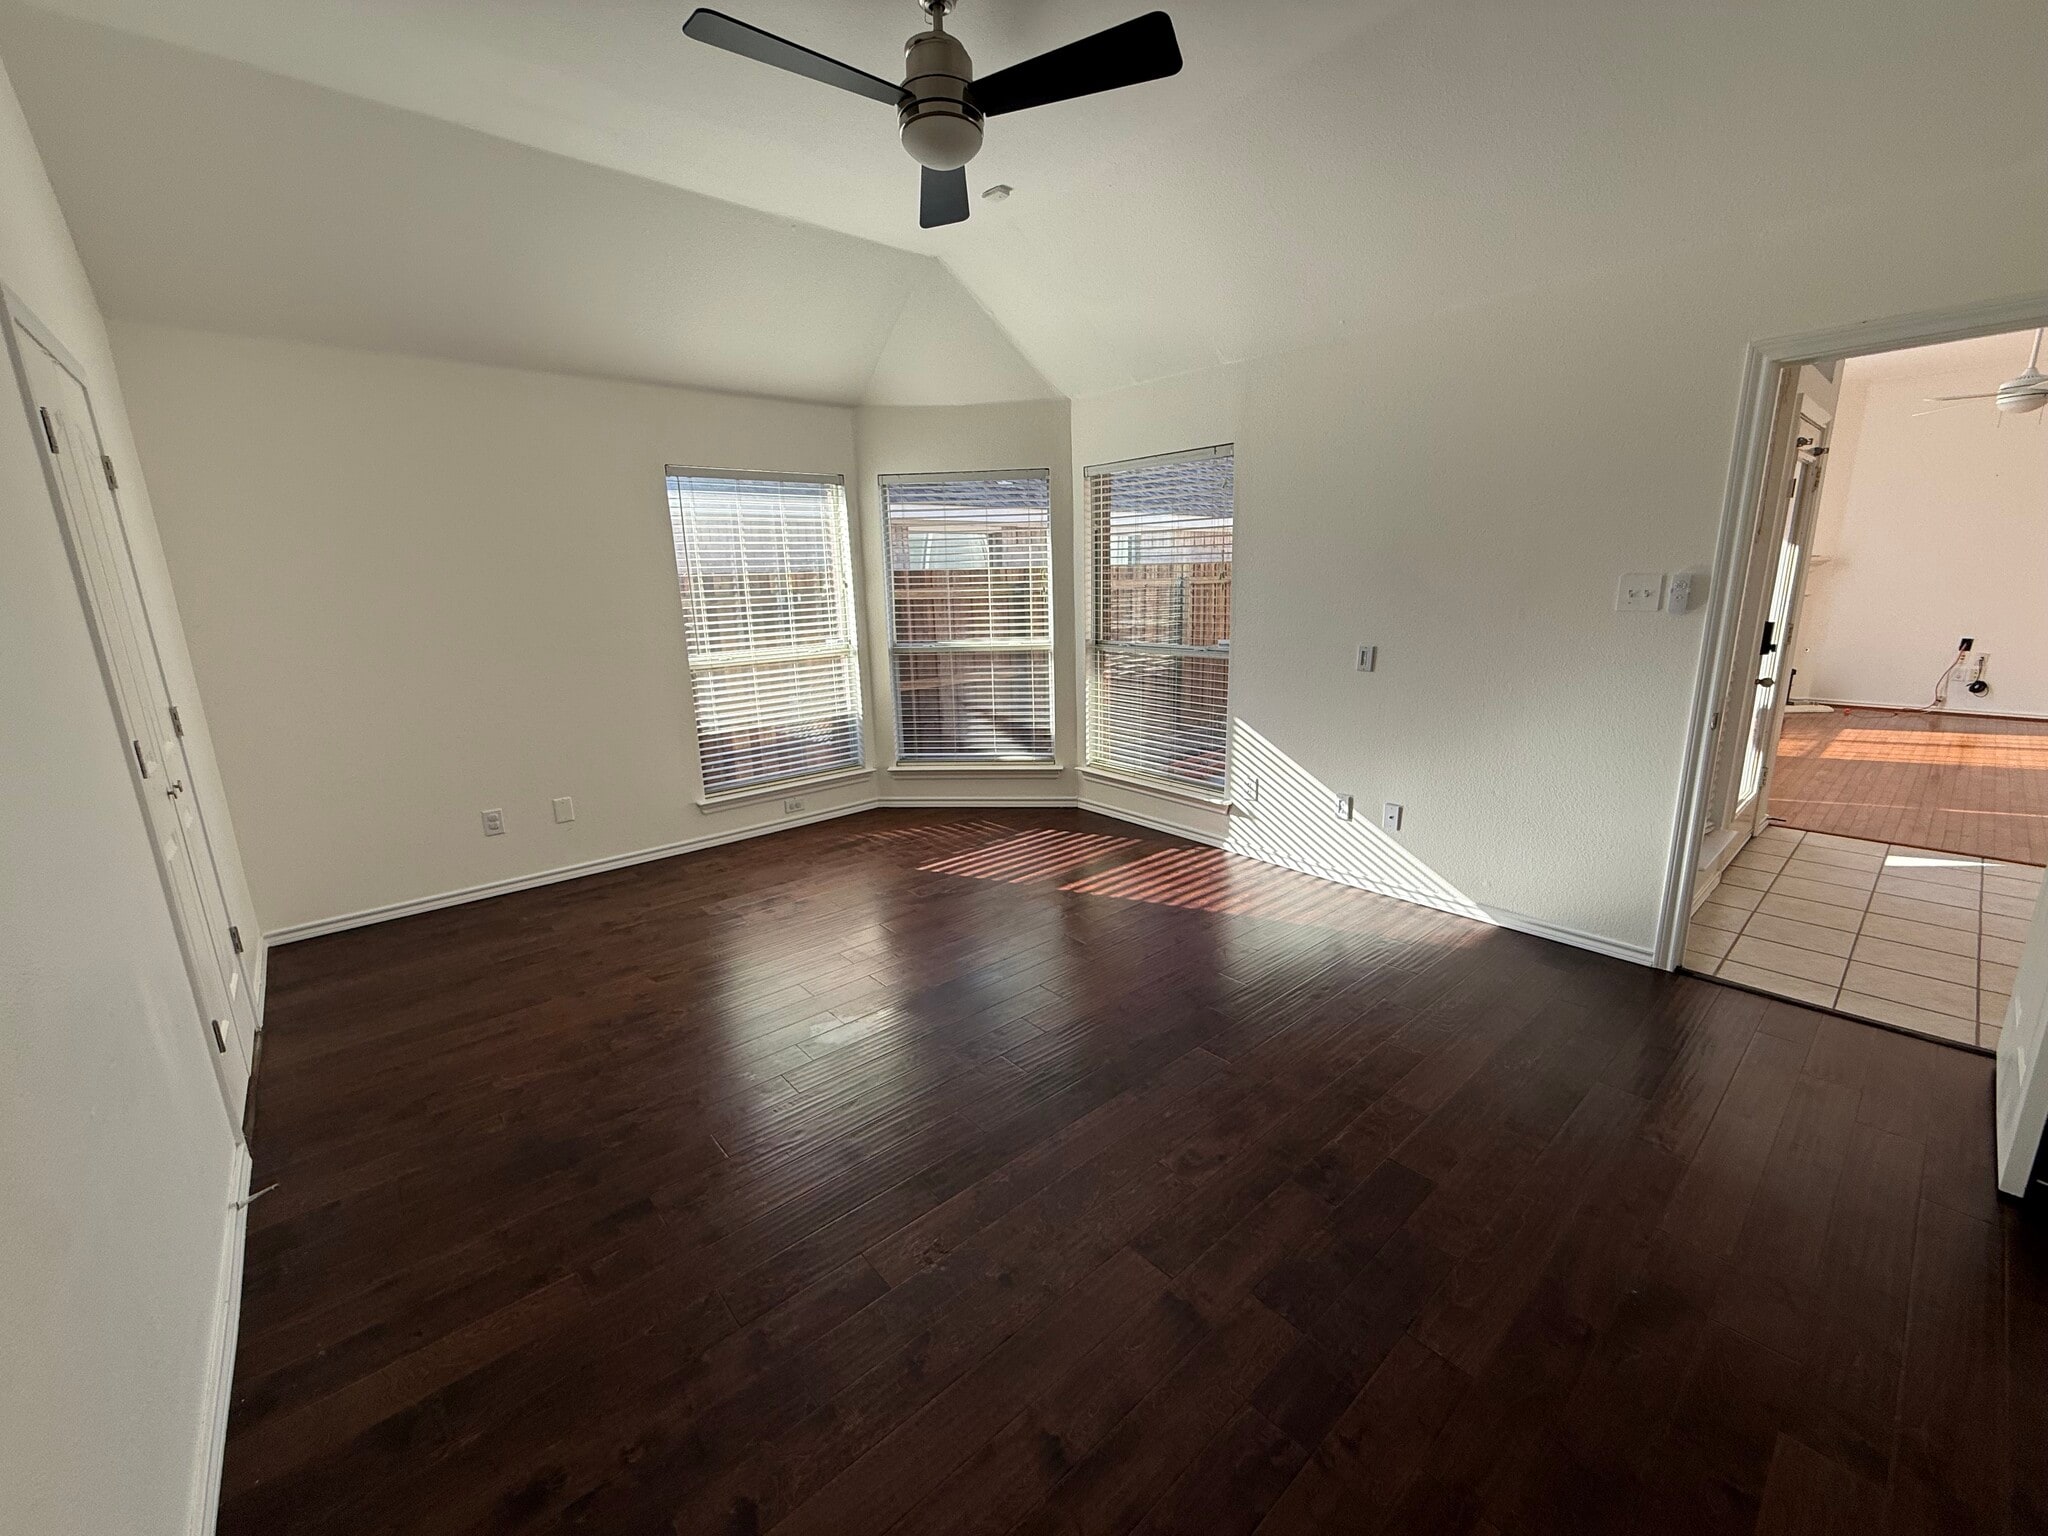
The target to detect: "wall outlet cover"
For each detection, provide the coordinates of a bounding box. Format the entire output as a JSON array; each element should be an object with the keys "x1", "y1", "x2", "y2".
[
  {"x1": 782, "y1": 798, "x2": 805, "y2": 815},
  {"x1": 1617, "y1": 572, "x2": 1664, "y2": 613},
  {"x1": 481, "y1": 808, "x2": 505, "y2": 836},
  {"x1": 1381, "y1": 802, "x2": 1404, "y2": 832},
  {"x1": 1665, "y1": 572, "x2": 1696, "y2": 613},
  {"x1": 552, "y1": 796, "x2": 575, "y2": 824}
]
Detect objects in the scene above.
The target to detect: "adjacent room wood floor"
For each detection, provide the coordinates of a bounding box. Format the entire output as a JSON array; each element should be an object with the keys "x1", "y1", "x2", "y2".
[
  {"x1": 224, "y1": 808, "x2": 2047, "y2": 1535},
  {"x1": 1773, "y1": 706, "x2": 2048, "y2": 865}
]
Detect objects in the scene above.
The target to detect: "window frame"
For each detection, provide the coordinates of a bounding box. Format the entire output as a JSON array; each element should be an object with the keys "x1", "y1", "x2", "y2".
[
  {"x1": 664, "y1": 465, "x2": 868, "y2": 803},
  {"x1": 879, "y1": 467, "x2": 1058, "y2": 769},
  {"x1": 1082, "y1": 444, "x2": 1236, "y2": 798}
]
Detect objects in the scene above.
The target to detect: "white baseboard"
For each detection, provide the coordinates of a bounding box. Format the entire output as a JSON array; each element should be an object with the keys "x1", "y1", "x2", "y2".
[
  {"x1": 264, "y1": 798, "x2": 880, "y2": 944},
  {"x1": 1802, "y1": 696, "x2": 2048, "y2": 723},
  {"x1": 269, "y1": 793, "x2": 1655, "y2": 971},
  {"x1": 1078, "y1": 800, "x2": 1656, "y2": 968},
  {"x1": 1476, "y1": 904, "x2": 1656, "y2": 966},
  {"x1": 882, "y1": 793, "x2": 1072, "y2": 809},
  {"x1": 188, "y1": 1143, "x2": 252, "y2": 1536}
]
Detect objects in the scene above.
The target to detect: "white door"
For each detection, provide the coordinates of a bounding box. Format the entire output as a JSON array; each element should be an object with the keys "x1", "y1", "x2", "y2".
[
  {"x1": 1731, "y1": 419, "x2": 1829, "y2": 837},
  {"x1": 14, "y1": 318, "x2": 254, "y2": 1135}
]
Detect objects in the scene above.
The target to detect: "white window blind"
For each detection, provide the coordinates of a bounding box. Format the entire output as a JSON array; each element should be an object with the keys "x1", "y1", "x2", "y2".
[
  {"x1": 1085, "y1": 446, "x2": 1234, "y2": 791},
  {"x1": 666, "y1": 470, "x2": 865, "y2": 797},
  {"x1": 881, "y1": 471, "x2": 1055, "y2": 763}
]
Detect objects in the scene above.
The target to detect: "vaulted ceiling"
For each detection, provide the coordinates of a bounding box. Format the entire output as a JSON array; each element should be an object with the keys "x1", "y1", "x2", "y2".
[{"x1": 4, "y1": 0, "x2": 2043, "y2": 404}]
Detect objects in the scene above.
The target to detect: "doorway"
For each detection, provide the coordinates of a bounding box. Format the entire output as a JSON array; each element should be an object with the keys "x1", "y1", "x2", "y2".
[
  {"x1": 1669, "y1": 307, "x2": 2048, "y2": 1197},
  {"x1": 5, "y1": 298, "x2": 257, "y2": 1136},
  {"x1": 1679, "y1": 323, "x2": 2048, "y2": 1054}
]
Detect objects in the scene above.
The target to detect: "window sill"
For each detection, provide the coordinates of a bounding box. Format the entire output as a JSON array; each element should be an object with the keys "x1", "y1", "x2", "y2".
[
  {"x1": 695, "y1": 766, "x2": 874, "y2": 811},
  {"x1": 888, "y1": 761, "x2": 1067, "y2": 776},
  {"x1": 1079, "y1": 765, "x2": 1232, "y2": 811}
]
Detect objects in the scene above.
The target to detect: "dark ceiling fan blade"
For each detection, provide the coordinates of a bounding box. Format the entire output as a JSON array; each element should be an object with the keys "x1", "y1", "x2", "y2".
[
  {"x1": 968, "y1": 11, "x2": 1182, "y2": 118},
  {"x1": 681, "y1": 9, "x2": 905, "y2": 106},
  {"x1": 920, "y1": 166, "x2": 971, "y2": 229}
]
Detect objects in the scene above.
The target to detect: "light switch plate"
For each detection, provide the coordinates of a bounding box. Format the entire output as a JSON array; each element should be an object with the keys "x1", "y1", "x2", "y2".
[
  {"x1": 1357, "y1": 644, "x2": 1377, "y2": 672},
  {"x1": 1333, "y1": 794, "x2": 1353, "y2": 821},
  {"x1": 1617, "y1": 572, "x2": 1664, "y2": 612},
  {"x1": 552, "y1": 796, "x2": 575, "y2": 824},
  {"x1": 1382, "y1": 802, "x2": 1404, "y2": 832}
]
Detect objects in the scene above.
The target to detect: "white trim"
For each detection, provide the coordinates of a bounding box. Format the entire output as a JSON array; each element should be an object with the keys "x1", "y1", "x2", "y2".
[
  {"x1": 187, "y1": 1143, "x2": 251, "y2": 1536},
  {"x1": 1221, "y1": 834, "x2": 1655, "y2": 964},
  {"x1": 663, "y1": 464, "x2": 845, "y2": 486},
  {"x1": 264, "y1": 798, "x2": 879, "y2": 944},
  {"x1": 1656, "y1": 290, "x2": 2048, "y2": 972},
  {"x1": 884, "y1": 793, "x2": 1072, "y2": 809},
  {"x1": 1083, "y1": 442, "x2": 1234, "y2": 476},
  {"x1": 1079, "y1": 763, "x2": 1231, "y2": 810},
  {"x1": 269, "y1": 787, "x2": 1659, "y2": 972},
  {"x1": 1478, "y1": 905, "x2": 1656, "y2": 967},
  {"x1": 1077, "y1": 793, "x2": 1226, "y2": 845},
  {"x1": 1799, "y1": 696, "x2": 2048, "y2": 724},
  {"x1": 695, "y1": 766, "x2": 874, "y2": 810}
]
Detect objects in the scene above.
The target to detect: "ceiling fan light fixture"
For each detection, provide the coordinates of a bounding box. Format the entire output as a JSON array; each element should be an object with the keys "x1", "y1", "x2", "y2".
[{"x1": 899, "y1": 23, "x2": 982, "y2": 170}]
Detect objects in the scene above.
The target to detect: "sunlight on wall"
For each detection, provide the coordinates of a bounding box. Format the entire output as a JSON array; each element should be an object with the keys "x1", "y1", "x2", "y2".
[{"x1": 1223, "y1": 720, "x2": 1488, "y2": 922}]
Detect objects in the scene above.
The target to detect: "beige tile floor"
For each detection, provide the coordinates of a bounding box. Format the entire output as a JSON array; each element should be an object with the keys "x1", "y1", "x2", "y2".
[{"x1": 1684, "y1": 826, "x2": 2041, "y2": 1051}]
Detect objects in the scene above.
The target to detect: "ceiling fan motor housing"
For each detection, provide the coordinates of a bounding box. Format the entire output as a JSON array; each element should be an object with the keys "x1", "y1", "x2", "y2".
[{"x1": 900, "y1": 26, "x2": 982, "y2": 170}]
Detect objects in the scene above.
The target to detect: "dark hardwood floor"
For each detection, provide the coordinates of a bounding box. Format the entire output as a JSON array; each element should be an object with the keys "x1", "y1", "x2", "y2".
[{"x1": 224, "y1": 807, "x2": 2047, "y2": 1535}]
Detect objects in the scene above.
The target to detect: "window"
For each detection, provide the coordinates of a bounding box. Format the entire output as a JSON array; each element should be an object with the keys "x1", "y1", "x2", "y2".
[
  {"x1": 1085, "y1": 446, "x2": 1234, "y2": 792},
  {"x1": 665, "y1": 470, "x2": 865, "y2": 797},
  {"x1": 881, "y1": 471, "x2": 1055, "y2": 763}
]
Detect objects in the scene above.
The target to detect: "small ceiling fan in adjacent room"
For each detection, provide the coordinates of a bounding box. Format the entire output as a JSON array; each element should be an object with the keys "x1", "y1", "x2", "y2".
[
  {"x1": 681, "y1": 0, "x2": 1182, "y2": 228},
  {"x1": 1918, "y1": 328, "x2": 2048, "y2": 418}
]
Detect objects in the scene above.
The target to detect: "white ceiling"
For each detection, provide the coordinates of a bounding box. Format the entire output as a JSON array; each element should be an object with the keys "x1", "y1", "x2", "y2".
[{"x1": 5, "y1": 0, "x2": 2045, "y2": 402}]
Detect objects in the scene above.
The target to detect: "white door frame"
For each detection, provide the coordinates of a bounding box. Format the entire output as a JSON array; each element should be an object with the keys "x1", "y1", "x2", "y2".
[
  {"x1": 2, "y1": 286, "x2": 256, "y2": 1137},
  {"x1": 1655, "y1": 289, "x2": 2048, "y2": 971}
]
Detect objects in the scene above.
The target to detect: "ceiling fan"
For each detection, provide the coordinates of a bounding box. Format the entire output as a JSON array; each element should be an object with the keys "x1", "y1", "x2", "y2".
[
  {"x1": 1919, "y1": 328, "x2": 2048, "y2": 418},
  {"x1": 681, "y1": 0, "x2": 1183, "y2": 229}
]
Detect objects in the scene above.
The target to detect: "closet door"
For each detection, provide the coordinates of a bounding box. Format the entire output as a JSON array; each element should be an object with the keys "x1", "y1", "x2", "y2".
[{"x1": 14, "y1": 316, "x2": 252, "y2": 1135}]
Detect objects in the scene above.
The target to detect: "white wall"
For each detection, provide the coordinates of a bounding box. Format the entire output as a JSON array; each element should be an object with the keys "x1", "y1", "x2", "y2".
[
  {"x1": 109, "y1": 322, "x2": 884, "y2": 936},
  {"x1": 0, "y1": 49, "x2": 246, "y2": 1536},
  {"x1": 854, "y1": 401, "x2": 1078, "y2": 808},
  {"x1": 1795, "y1": 331, "x2": 2048, "y2": 715},
  {"x1": 1075, "y1": 185, "x2": 2048, "y2": 957}
]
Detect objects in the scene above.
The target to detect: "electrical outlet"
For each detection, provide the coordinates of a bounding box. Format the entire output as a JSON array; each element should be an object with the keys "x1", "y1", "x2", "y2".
[
  {"x1": 1382, "y1": 801, "x2": 1404, "y2": 832},
  {"x1": 1356, "y1": 644, "x2": 1377, "y2": 673},
  {"x1": 1665, "y1": 572, "x2": 1695, "y2": 613},
  {"x1": 481, "y1": 808, "x2": 505, "y2": 837},
  {"x1": 552, "y1": 796, "x2": 575, "y2": 824},
  {"x1": 1240, "y1": 775, "x2": 1260, "y2": 803},
  {"x1": 1616, "y1": 572, "x2": 1664, "y2": 613},
  {"x1": 1332, "y1": 794, "x2": 1353, "y2": 821},
  {"x1": 782, "y1": 798, "x2": 805, "y2": 815}
]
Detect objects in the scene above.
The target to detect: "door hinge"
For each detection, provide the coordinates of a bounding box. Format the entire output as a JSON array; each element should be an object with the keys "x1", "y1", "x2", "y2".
[
  {"x1": 132, "y1": 737, "x2": 150, "y2": 778},
  {"x1": 169, "y1": 703, "x2": 186, "y2": 737},
  {"x1": 38, "y1": 406, "x2": 58, "y2": 453},
  {"x1": 102, "y1": 454, "x2": 119, "y2": 491},
  {"x1": 210, "y1": 1018, "x2": 227, "y2": 1054},
  {"x1": 229, "y1": 924, "x2": 245, "y2": 955}
]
